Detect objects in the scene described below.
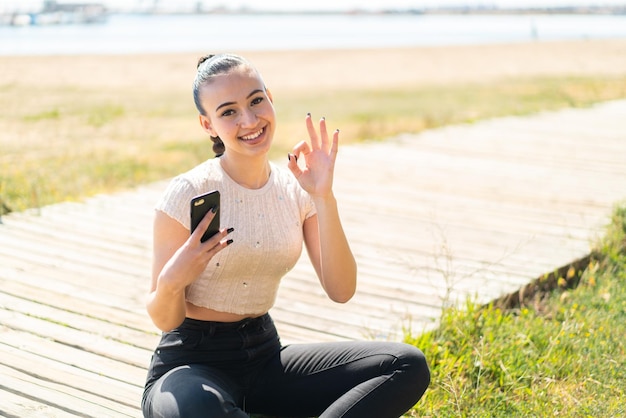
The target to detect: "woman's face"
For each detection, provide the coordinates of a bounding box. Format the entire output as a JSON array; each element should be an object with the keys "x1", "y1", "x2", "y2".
[{"x1": 198, "y1": 66, "x2": 275, "y2": 159}]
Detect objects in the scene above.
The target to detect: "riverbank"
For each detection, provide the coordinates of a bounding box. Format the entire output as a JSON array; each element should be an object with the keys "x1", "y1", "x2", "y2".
[{"x1": 3, "y1": 39, "x2": 626, "y2": 91}]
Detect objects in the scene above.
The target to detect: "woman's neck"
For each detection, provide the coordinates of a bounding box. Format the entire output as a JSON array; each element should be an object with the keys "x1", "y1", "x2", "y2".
[{"x1": 219, "y1": 153, "x2": 271, "y2": 190}]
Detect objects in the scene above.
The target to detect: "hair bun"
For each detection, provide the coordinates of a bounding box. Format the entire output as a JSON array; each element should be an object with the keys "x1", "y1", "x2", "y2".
[
  {"x1": 210, "y1": 136, "x2": 225, "y2": 157},
  {"x1": 197, "y1": 54, "x2": 216, "y2": 69}
]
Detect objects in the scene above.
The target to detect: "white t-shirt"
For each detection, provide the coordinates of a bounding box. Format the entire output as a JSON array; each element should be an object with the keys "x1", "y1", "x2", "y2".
[{"x1": 155, "y1": 158, "x2": 316, "y2": 315}]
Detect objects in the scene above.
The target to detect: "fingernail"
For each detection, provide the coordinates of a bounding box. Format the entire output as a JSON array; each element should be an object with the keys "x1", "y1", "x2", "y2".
[
  {"x1": 226, "y1": 239, "x2": 234, "y2": 245},
  {"x1": 211, "y1": 207, "x2": 217, "y2": 213},
  {"x1": 227, "y1": 227, "x2": 234, "y2": 234},
  {"x1": 321, "y1": 116, "x2": 325, "y2": 120},
  {"x1": 306, "y1": 112, "x2": 311, "y2": 117},
  {"x1": 336, "y1": 129, "x2": 340, "y2": 132},
  {"x1": 287, "y1": 153, "x2": 291, "y2": 162}
]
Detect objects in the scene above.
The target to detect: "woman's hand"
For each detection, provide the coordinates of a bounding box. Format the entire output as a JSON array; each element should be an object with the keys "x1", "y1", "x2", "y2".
[
  {"x1": 147, "y1": 208, "x2": 233, "y2": 331},
  {"x1": 159, "y1": 208, "x2": 233, "y2": 291},
  {"x1": 287, "y1": 114, "x2": 339, "y2": 198},
  {"x1": 289, "y1": 114, "x2": 356, "y2": 303}
]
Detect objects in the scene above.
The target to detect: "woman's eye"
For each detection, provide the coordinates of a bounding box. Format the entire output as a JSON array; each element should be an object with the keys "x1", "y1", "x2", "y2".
[
  {"x1": 221, "y1": 109, "x2": 235, "y2": 117},
  {"x1": 251, "y1": 97, "x2": 264, "y2": 106}
]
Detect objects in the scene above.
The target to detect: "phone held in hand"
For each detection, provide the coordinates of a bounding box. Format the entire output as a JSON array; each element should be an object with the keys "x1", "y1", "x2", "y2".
[{"x1": 190, "y1": 190, "x2": 220, "y2": 243}]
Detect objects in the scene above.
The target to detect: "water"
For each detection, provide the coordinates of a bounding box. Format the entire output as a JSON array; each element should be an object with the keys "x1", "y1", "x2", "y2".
[{"x1": 2, "y1": 13, "x2": 626, "y2": 55}]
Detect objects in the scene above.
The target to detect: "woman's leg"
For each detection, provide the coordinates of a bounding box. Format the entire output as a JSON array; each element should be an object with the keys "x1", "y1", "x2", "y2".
[
  {"x1": 142, "y1": 364, "x2": 249, "y2": 418},
  {"x1": 142, "y1": 315, "x2": 282, "y2": 418},
  {"x1": 246, "y1": 341, "x2": 430, "y2": 418}
]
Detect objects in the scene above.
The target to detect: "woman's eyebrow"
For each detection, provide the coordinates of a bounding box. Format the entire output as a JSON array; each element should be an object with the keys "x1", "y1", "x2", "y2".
[{"x1": 215, "y1": 89, "x2": 264, "y2": 112}]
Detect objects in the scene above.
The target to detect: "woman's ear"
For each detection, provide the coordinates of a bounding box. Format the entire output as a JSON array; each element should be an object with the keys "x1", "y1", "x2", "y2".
[
  {"x1": 199, "y1": 114, "x2": 217, "y2": 136},
  {"x1": 266, "y1": 88, "x2": 274, "y2": 103}
]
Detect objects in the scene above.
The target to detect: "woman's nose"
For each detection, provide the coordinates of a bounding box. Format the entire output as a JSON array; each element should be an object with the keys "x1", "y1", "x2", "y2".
[{"x1": 239, "y1": 109, "x2": 257, "y2": 127}]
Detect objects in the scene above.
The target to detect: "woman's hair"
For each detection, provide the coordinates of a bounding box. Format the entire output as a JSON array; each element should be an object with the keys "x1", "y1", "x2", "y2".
[{"x1": 193, "y1": 53, "x2": 254, "y2": 157}]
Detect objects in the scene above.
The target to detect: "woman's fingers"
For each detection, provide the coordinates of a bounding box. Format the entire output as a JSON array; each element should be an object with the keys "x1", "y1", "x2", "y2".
[
  {"x1": 190, "y1": 206, "x2": 217, "y2": 244},
  {"x1": 202, "y1": 228, "x2": 234, "y2": 258},
  {"x1": 190, "y1": 207, "x2": 233, "y2": 252},
  {"x1": 291, "y1": 139, "x2": 311, "y2": 156},
  {"x1": 288, "y1": 140, "x2": 309, "y2": 178},
  {"x1": 306, "y1": 113, "x2": 334, "y2": 153},
  {"x1": 331, "y1": 128, "x2": 339, "y2": 159},
  {"x1": 306, "y1": 113, "x2": 322, "y2": 151},
  {"x1": 319, "y1": 117, "x2": 329, "y2": 152}
]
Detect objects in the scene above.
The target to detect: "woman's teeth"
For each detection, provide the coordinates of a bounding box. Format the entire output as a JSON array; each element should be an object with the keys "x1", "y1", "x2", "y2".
[{"x1": 241, "y1": 128, "x2": 264, "y2": 141}]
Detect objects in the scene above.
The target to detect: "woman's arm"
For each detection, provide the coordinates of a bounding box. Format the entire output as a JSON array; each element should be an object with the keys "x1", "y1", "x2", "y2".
[
  {"x1": 289, "y1": 114, "x2": 357, "y2": 303},
  {"x1": 147, "y1": 209, "x2": 232, "y2": 331},
  {"x1": 303, "y1": 201, "x2": 356, "y2": 303}
]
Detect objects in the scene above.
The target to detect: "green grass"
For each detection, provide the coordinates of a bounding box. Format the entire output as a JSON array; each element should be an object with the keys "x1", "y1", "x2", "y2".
[
  {"x1": 1, "y1": 75, "x2": 626, "y2": 212},
  {"x1": 405, "y1": 205, "x2": 626, "y2": 417},
  {"x1": 276, "y1": 75, "x2": 626, "y2": 143}
]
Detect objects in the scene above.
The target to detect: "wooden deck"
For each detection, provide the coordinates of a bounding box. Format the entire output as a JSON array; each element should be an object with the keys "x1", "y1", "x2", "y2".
[{"x1": 1, "y1": 100, "x2": 625, "y2": 416}]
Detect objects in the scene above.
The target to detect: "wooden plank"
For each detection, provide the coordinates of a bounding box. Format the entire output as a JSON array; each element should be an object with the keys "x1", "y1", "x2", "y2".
[
  {"x1": 0, "y1": 387, "x2": 75, "y2": 418},
  {"x1": 0, "y1": 292, "x2": 156, "y2": 356},
  {"x1": 0, "y1": 226, "x2": 149, "y2": 278},
  {"x1": 0, "y1": 264, "x2": 146, "y2": 317},
  {"x1": 0, "y1": 277, "x2": 154, "y2": 333},
  {"x1": 0, "y1": 334, "x2": 143, "y2": 404},
  {"x1": 0, "y1": 363, "x2": 139, "y2": 417},
  {"x1": 0, "y1": 315, "x2": 152, "y2": 378}
]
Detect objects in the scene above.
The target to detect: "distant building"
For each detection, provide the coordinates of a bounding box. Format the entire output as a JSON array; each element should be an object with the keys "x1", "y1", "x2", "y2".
[
  {"x1": 42, "y1": 0, "x2": 107, "y2": 21},
  {"x1": 4, "y1": 0, "x2": 107, "y2": 25}
]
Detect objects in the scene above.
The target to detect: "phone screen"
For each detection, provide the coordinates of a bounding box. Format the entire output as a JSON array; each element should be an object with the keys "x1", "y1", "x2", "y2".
[{"x1": 190, "y1": 190, "x2": 220, "y2": 243}]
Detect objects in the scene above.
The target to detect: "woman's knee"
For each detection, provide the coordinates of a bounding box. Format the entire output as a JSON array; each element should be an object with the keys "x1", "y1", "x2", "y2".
[
  {"x1": 144, "y1": 366, "x2": 247, "y2": 418},
  {"x1": 393, "y1": 343, "x2": 431, "y2": 401}
]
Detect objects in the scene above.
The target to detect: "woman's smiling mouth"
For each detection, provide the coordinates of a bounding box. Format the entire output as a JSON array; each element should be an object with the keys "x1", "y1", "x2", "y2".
[{"x1": 240, "y1": 127, "x2": 265, "y2": 142}]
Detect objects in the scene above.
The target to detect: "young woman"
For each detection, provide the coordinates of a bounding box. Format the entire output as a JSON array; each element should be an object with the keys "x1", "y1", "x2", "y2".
[{"x1": 142, "y1": 53, "x2": 430, "y2": 418}]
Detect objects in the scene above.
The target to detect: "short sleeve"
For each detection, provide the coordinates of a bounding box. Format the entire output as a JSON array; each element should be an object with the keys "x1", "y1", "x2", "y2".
[
  {"x1": 302, "y1": 189, "x2": 316, "y2": 221},
  {"x1": 154, "y1": 176, "x2": 199, "y2": 229}
]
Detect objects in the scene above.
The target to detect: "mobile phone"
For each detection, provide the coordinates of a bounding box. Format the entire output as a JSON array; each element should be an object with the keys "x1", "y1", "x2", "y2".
[{"x1": 190, "y1": 190, "x2": 220, "y2": 243}]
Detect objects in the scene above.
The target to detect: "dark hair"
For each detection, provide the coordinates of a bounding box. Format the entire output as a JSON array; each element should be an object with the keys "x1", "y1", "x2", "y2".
[{"x1": 193, "y1": 53, "x2": 253, "y2": 157}]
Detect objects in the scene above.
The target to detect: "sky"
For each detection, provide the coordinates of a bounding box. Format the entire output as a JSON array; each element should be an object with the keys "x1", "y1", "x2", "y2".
[
  {"x1": 116, "y1": 1, "x2": 626, "y2": 11},
  {"x1": 4, "y1": 0, "x2": 626, "y2": 13}
]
